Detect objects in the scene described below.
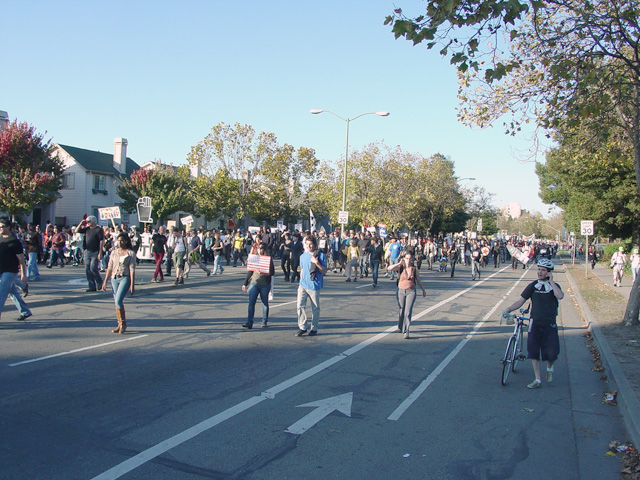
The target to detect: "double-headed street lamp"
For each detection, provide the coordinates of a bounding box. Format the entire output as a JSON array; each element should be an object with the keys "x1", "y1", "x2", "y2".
[{"x1": 310, "y1": 109, "x2": 390, "y2": 227}]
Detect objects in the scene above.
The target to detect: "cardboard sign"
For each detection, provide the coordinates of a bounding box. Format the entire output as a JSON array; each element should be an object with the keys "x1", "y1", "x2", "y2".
[{"x1": 98, "y1": 206, "x2": 121, "y2": 220}]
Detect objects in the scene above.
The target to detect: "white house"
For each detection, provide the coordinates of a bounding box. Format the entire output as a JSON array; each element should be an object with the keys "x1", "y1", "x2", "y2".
[{"x1": 53, "y1": 138, "x2": 140, "y2": 227}]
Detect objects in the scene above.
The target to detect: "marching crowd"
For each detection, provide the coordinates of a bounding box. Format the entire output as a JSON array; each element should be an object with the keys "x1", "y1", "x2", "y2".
[{"x1": 2, "y1": 216, "x2": 566, "y2": 334}]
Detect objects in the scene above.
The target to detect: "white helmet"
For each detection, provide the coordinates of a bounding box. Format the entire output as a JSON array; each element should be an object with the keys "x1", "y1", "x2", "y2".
[{"x1": 537, "y1": 258, "x2": 555, "y2": 270}]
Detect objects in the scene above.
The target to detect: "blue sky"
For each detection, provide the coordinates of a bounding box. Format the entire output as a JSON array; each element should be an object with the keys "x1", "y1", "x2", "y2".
[{"x1": 2, "y1": 0, "x2": 556, "y2": 216}]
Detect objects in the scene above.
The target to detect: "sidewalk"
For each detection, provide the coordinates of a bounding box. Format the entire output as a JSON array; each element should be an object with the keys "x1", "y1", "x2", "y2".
[{"x1": 563, "y1": 258, "x2": 640, "y2": 449}]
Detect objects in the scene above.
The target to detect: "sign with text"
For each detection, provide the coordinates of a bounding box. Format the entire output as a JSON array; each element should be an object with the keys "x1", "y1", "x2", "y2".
[
  {"x1": 338, "y1": 211, "x2": 349, "y2": 224},
  {"x1": 180, "y1": 215, "x2": 194, "y2": 225},
  {"x1": 581, "y1": 220, "x2": 594, "y2": 236},
  {"x1": 98, "y1": 206, "x2": 121, "y2": 220}
]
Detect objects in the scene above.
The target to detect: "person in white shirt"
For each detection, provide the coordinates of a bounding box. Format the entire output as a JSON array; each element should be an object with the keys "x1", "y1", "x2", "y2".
[
  {"x1": 630, "y1": 248, "x2": 640, "y2": 283},
  {"x1": 610, "y1": 246, "x2": 628, "y2": 287}
]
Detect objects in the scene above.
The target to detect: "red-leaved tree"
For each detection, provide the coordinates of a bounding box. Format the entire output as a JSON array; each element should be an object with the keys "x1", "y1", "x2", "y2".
[{"x1": 0, "y1": 120, "x2": 64, "y2": 219}]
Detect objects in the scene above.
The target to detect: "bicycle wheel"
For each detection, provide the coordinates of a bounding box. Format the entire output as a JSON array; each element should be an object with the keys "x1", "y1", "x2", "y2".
[
  {"x1": 512, "y1": 329, "x2": 523, "y2": 373},
  {"x1": 501, "y1": 336, "x2": 517, "y2": 385}
]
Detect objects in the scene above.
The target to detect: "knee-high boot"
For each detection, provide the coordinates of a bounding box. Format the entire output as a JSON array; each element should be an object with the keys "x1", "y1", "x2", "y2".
[
  {"x1": 119, "y1": 307, "x2": 127, "y2": 334},
  {"x1": 112, "y1": 308, "x2": 121, "y2": 333}
]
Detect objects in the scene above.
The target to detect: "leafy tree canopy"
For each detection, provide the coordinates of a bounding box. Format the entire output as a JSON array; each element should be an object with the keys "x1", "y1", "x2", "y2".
[
  {"x1": 0, "y1": 120, "x2": 64, "y2": 218},
  {"x1": 117, "y1": 164, "x2": 196, "y2": 224}
]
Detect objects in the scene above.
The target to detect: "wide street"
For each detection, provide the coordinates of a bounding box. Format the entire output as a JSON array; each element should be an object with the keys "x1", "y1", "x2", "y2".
[{"x1": 0, "y1": 260, "x2": 628, "y2": 479}]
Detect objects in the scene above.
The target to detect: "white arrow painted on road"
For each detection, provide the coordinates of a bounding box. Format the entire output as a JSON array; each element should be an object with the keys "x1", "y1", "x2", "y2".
[{"x1": 285, "y1": 392, "x2": 353, "y2": 435}]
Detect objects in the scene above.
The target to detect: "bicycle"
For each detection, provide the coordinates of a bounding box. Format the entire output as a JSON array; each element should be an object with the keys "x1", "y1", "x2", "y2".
[{"x1": 500, "y1": 307, "x2": 531, "y2": 386}]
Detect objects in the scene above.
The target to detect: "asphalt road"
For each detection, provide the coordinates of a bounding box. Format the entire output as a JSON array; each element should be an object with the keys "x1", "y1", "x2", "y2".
[{"x1": 0, "y1": 261, "x2": 627, "y2": 479}]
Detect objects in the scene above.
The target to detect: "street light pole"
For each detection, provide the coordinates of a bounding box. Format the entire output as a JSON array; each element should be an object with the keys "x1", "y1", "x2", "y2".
[{"x1": 310, "y1": 109, "x2": 389, "y2": 230}]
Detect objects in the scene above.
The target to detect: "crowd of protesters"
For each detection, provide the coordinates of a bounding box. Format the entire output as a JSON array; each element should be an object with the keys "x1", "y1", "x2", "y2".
[{"x1": 4, "y1": 217, "x2": 568, "y2": 337}]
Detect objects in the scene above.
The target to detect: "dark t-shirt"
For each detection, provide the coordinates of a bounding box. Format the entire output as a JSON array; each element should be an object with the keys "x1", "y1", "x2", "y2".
[
  {"x1": 213, "y1": 239, "x2": 223, "y2": 256},
  {"x1": 291, "y1": 241, "x2": 304, "y2": 259},
  {"x1": 190, "y1": 235, "x2": 202, "y2": 252},
  {"x1": 520, "y1": 280, "x2": 562, "y2": 325},
  {"x1": 358, "y1": 238, "x2": 371, "y2": 255},
  {"x1": 78, "y1": 226, "x2": 104, "y2": 252},
  {"x1": 151, "y1": 233, "x2": 167, "y2": 254},
  {"x1": 0, "y1": 235, "x2": 23, "y2": 273}
]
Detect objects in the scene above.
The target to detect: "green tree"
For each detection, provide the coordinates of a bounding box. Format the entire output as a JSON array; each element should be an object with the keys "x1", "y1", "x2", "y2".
[
  {"x1": 0, "y1": 120, "x2": 64, "y2": 219},
  {"x1": 308, "y1": 144, "x2": 467, "y2": 234},
  {"x1": 411, "y1": 154, "x2": 468, "y2": 234},
  {"x1": 464, "y1": 185, "x2": 499, "y2": 235},
  {"x1": 257, "y1": 144, "x2": 319, "y2": 225},
  {"x1": 192, "y1": 168, "x2": 240, "y2": 222},
  {"x1": 537, "y1": 126, "x2": 640, "y2": 240},
  {"x1": 187, "y1": 122, "x2": 278, "y2": 221},
  {"x1": 117, "y1": 164, "x2": 196, "y2": 225}
]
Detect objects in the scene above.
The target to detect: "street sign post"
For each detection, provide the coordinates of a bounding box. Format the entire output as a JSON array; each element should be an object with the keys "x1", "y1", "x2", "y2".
[
  {"x1": 581, "y1": 220, "x2": 594, "y2": 278},
  {"x1": 338, "y1": 211, "x2": 349, "y2": 234}
]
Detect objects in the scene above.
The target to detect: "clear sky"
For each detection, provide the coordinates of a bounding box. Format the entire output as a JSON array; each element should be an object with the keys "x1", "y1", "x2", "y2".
[{"x1": 2, "y1": 0, "x2": 557, "y2": 217}]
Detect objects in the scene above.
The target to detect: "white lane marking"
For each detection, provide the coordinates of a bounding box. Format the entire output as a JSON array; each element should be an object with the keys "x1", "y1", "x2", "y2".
[
  {"x1": 269, "y1": 300, "x2": 297, "y2": 308},
  {"x1": 8, "y1": 335, "x2": 149, "y2": 367},
  {"x1": 91, "y1": 266, "x2": 519, "y2": 479},
  {"x1": 91, "y1": 395, "x2": 268, "y2": 480},
  {"x1": 285, "y1": 392, "x2": 353, "y2": 435},
  {"x1": 387, "y1": 267, "x2": 529, "y2": 421}
]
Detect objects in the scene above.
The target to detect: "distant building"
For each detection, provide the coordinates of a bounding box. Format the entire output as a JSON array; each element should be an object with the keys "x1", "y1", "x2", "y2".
[
  {"x1": 0, "y1": 110, "x2": 8, "y2": 131},
  {"x1": 53, "y1": 138, "x2": 140, "y2": 227},
  {"x1": 500, "y1": 202, "x2": 522, "y2": 219}
]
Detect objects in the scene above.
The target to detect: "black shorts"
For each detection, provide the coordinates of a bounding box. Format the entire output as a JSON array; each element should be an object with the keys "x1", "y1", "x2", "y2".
[{"x1": 527, "y1": 322, "x2": 560, "y2": 362}]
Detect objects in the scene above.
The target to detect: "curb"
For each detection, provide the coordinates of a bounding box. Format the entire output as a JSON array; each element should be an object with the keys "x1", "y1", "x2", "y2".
[{"x1": 565, "y1": 267, "x2": 640, "y2": 448}]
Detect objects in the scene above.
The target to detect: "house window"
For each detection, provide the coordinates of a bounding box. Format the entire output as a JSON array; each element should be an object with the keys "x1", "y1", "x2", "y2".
[
  {"x1": 94, "y1": 175, "x2": 106, "y2": 190},
  {"x1": 61, "y1": 172, "x2": 75, "y2": 189},
  {"x1": 92, "y1": 175, "x2": 108, "y2": 195}
]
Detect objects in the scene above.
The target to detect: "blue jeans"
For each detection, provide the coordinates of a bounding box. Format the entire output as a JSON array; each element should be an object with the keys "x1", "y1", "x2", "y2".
[
  {"x1": 246, "y1": 282, "x2": 270, "y2": 326},
  {"x1": 49, "y1": 248, "x2": 65, "y2": 267},
  {"x1": 389, "y1": 257, "x2": 400, "y2": 279},
  {"x1": 213, "y1": 254, "x2": 224, "y2": 274},
  {"x1": 0, "y1": 272, "x2": 31, "y2": 318},
  {"x1": 111, "y1": 276, "x2": 131, "y2": 308},
  {"x1": 28, "y1": 252, "x2": 40, "y2": 280},
  {"x1": 84, "y1": 250, "x2": 103, "y2": 290},
  {"x1": 371, "y1": 261, "x2": 380, "y2": 285},
  {"x1": 471, "y1": 259, "x2": 481, "y2": 280},
  {"x1": 359, "y1": 255, "x2": 368, "y2": 276}
]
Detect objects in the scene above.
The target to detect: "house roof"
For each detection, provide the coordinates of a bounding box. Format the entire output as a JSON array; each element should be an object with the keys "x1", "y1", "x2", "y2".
[{"x1": 57, "y1": 144, "x2": 139, "y2": 178}]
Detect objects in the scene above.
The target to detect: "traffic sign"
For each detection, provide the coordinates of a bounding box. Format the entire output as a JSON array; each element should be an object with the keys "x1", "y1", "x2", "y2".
[
  {"x1": 580, "y1": 220, "x2": 594, "y2": 236},
  {"x1": 338, "y1": 210, "x2": 349, "y2": 224},
  {"x1": 477, "y1": 218, "x2": 483, "y2": 232}
]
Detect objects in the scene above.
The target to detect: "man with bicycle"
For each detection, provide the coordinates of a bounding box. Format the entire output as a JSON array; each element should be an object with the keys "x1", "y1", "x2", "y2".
[{"x1": 502, "y1": 258, "x2": 564, "y2": 389}]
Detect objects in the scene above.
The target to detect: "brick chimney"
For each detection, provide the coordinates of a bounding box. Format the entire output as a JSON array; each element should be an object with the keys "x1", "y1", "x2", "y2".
[{"x1": 113, "y1": 138, "x2": 128, "y2": 175}]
